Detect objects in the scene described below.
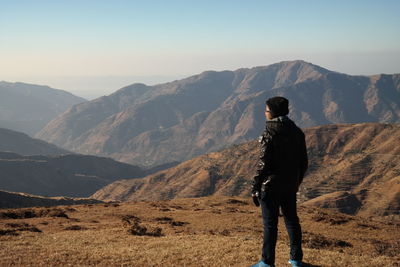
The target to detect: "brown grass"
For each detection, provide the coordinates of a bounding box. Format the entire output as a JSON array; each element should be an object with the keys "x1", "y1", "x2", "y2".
[{"x1": 0, "y1": 196, "x2": 399, "y2": 266}]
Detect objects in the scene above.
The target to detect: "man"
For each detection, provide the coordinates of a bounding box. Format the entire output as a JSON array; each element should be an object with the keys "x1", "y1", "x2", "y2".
[{"x1": 250, "y1": 96, "x2": 308, "y2": 267}]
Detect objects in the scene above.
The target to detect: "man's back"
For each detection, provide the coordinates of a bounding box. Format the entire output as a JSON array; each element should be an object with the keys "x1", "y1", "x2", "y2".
[{"x1": 264, "y1": 117, "x2": 308, "y2": 192}]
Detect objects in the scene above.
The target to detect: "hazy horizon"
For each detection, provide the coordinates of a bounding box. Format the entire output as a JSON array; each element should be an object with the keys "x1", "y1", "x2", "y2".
[{"x1": 1, "y1": 0, "x2": 399, "y2": 99}]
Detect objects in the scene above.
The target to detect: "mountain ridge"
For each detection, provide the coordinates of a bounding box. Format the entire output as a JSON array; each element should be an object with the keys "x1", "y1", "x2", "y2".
[
  {"x1": 0, "y1": 81, "x2": 86, "y2": 136},
  {"x1": 37, "y1": 61, "x2": 400, "y2": 166}
]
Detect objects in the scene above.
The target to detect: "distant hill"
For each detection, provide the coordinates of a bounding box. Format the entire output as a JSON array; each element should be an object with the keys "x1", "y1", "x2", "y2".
[
  {"x1": 0, "y1": 127, "x2": 69, "y2": 156},
  {"x1": 0, "y1": 152, "x2": 146, "y2": 197},
  {"x1": 37, "y1": 61, "x2": 400, "y2": 166},
  {"x1": 301, "y1": 123, "x2": 400, "y2": 217},
  {"x1": 0, "y1": 190, "x2": 102, "y2": 209},
  {"x1": 0, "y1": 81, "x2": 86, "y2": 136},
  {"x1": 92, "y1": 123, "x2": 400, "y2": 218}
]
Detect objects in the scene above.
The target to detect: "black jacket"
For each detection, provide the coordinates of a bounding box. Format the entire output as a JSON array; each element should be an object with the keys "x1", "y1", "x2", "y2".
[{"x1": 252, "y1": 116, "x2": 308, "y2": 194}]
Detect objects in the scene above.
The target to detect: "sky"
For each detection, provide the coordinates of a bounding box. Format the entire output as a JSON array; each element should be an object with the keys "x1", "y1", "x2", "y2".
[{"x1": 1, "y1": 0, "x2": 400, "y2": 99}]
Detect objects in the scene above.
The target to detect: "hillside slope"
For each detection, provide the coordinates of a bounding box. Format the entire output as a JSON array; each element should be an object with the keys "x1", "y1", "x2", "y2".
[
  {"x1": 0, "y1": 152, "x2": 146, "y2": 197},
  {"x1": 0, "y1": 81, "x2": 86, "y2": 136},
  {"x1": 37, "y1": 61, "x2": 400, "y2": 166},
  {"x1": 92, "y1": 123, "x2": 400, "y2": 218},
  {"x1": 0, "y1": 128, "x2": 69, "y2": 156}
]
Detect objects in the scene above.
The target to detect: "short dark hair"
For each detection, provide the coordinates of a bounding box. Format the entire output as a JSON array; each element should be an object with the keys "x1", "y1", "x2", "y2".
[{"x1": 266, "y1": 96, "x2": 289, "y2": 118}]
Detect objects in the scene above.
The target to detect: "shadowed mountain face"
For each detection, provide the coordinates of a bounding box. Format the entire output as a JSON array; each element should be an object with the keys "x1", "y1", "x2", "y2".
[
  {"x1": 0, "y1": 152, "x2": 146, "y2": 197},
  {"x1": 0, "y1": 81, "x2": 86, "y2": 136},
  {"x1": 37, "y1": 61, "x2": 400, "y2": 166},
  {"x1": 0, "y1": 128, "x2": 175, "y2": 199},
  {"x1": 91, "y1": 123, "x2": 400, "y2": 218},
  {"x1": 0, "y1": 128, "x2": 69, "y2": 156}
]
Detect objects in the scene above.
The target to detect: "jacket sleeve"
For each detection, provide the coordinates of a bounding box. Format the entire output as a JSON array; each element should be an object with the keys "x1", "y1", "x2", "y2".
[
  {"x1": 252, "y1": 132, "x2": 274, "y2": 193},
  {"x1": 298, "y1": 132, "x2": 308, "y2": 185}
]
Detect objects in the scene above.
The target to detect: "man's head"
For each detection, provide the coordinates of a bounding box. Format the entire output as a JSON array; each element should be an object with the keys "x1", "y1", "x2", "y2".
[{"x1": 265, "y1": 96, "x2": 289, "y2": 120}]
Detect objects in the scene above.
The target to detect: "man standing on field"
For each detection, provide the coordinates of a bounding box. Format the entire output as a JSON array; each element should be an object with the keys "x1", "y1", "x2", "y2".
[{"x1": 250, "y1": 96, "x2": 308, "y2": 267}]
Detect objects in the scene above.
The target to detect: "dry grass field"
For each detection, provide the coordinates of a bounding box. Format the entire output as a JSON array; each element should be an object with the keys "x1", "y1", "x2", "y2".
[{"x1": 0, "y1": 196, "x2": 399, "y2": 267}]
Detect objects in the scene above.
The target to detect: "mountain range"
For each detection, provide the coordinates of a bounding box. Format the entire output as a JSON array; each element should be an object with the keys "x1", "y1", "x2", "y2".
[
  {"x1": 91, "y1": 123, "x2": 400, "y2": 218},
  {"x1": 36, "y1": 61, "x2": 400, "y2": 167},
  {"x1": 0, "y1": 81, "x2": 86, "y2": 136}
]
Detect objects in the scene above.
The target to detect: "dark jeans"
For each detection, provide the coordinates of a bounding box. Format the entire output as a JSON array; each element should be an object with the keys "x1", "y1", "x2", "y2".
[{"x1": 260, "y1": 189, "x2": 303, "y2": 265}]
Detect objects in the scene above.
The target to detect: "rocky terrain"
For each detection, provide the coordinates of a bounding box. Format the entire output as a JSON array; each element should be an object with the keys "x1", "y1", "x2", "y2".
[
  {"x1": 0, "y1": 81, "x2": 86, "y2": 136},
  {"x1": 37, "y1": 61, "x2": 400, "y2": 166},
  {"x1": 92, "y1": 123, "x2": 400, "y2": 219}
]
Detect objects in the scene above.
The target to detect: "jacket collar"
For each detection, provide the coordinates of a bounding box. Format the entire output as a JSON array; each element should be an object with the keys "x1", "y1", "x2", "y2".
[{"x1": 268, "y1": 115, "x2": 290, "y2": 122}]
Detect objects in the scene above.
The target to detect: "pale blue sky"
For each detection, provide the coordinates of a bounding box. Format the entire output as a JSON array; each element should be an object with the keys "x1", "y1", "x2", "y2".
[{"x1": 1, "y1": 0, "x2": 399, "y2": 99}]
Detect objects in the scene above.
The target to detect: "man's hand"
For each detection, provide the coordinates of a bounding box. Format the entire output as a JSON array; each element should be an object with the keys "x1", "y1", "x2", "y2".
[
  {"x1": 251, "y1": 191, "x2": 260, "y2": 207},
  {"x1": 251, "y1": 181, "x2": 261, "y2": 207}
]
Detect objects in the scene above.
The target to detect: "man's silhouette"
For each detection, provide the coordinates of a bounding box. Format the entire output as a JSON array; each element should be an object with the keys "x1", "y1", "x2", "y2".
[{"x1": 250, "y1": 96, "x2": 308, "y2": 267}]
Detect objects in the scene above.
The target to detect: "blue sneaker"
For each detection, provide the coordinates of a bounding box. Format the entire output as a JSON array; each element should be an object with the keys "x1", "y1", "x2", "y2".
[
  {"x1": 288, "y1": 259, "x2": 302, "y2": 267},
  {"x1": 250, "y1": 260, "x2": 275, "y2": 267}
]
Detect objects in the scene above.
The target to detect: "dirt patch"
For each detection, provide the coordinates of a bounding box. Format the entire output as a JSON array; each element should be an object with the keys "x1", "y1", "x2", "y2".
[
  {"x1": 0, "y1": 210, "x2": 36, "y2": 219},
  {"x1": 44, "y1": 209, "x2": 69, "y2": 218},
  {"x1": 225, "y1": 207, "x2": 239, "y2": 213},
  {"x1": 303, "y1": 231, "x2": 352, "y2": 249},
  {"x1": 170, "y1": 205, "x2": 184, "y2": 210},
  {"x1": 311, "y1": 210, "x2": 353, "y2": 225},
  {"x1": 128, "y1": 222, "x2": 163, "y2": 237},
  {"x1": 6, "y1": 222, "x2": 31, "y2": 228},
  {"x1": 356, "y1": 222, "x2": 379, "y2": 230},
  {"x1": 171, "y1": 221, "x2": 187, "y2": 227},
  {"x1": 226, "y1": 199, "x2": 248, "y2": 205},
  {"x1": 153, "y1": 217, "x2": 188, "y2": 227},
  {"x1": 208, "y1": 229, "x2": 231, "y2": 236},
  {"x1": 220, "y1": 229, "x2": 230, "y2": 236},
  {"x1": 0, "y1": 208, "x2": 69, "y2": 219},
  {"x1": 17, "y1": 226, "x2": 42, "y2": 233},
  {"x1": 159, "y1": 208, "x2": 171, "y2": 212},
  {"x1": 64, "y1": 225, "x2": 87, "y2": 231},
  {"x1": 154, "y1": 216, "x2": 173, "y2": 222},
  {"x1": 5, "y1": 222, "x2": 41, "y2": 232},
  {"x1": 0, "y1": 229, "x2": 19, "y2": 236},
  {"x1": 370, "y1": 239, "x2": 400, "y2": 257},
  {"x1": 121, "y1": 215, "x2": 140, "y2": 226},
  {"x1": 1, "y1": 222, "x2": 41, "y2": 235},
  {"x1": 122, "y1": 214, "x2": 163, "y2": 237},
  {"x1": 102, "y1": 202, "x2": 120, "y2": 208}
]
